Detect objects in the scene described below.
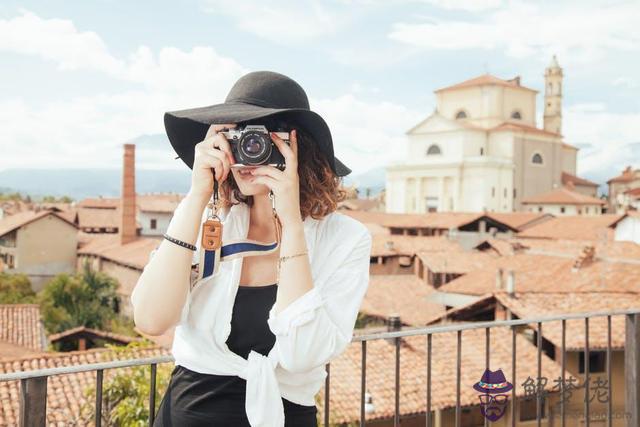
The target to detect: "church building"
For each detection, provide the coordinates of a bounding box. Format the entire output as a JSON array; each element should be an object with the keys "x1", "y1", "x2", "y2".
[{"x1": 385, "y1": 55, "x2": 588, "y2": 213}]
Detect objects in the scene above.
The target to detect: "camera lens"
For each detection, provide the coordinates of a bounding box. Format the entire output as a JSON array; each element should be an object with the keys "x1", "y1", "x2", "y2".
[{"x1": 239, "y1": 132, "x2": 271, "y2": 164}]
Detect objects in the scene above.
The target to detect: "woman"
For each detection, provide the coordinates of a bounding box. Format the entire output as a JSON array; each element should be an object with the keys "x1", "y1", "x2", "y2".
[{"x1": 131, "y1": 71, "x2": 372, "y2": 427}]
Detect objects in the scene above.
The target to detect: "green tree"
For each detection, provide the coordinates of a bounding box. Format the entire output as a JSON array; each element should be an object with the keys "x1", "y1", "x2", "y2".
[
  {"x1": 81, "y1": 342, "x2": 173, "y2": 426},
  {"x1": 0, "y1": 273, "x2": 36, "y2": 303},
  {"x1": 39, "y1": 261, "x2": 120, "y2": 334}
]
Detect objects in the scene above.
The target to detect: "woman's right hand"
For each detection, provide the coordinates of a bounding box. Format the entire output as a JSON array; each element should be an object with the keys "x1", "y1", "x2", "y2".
[{"x1": 190, "y1": 124, "x2": 237, "y2": 199}]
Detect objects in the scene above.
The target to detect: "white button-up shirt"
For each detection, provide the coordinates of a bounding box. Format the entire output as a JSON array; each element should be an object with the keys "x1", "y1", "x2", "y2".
[{"x1": 132, "y1": 198, "x2": 372, "y2": 426}]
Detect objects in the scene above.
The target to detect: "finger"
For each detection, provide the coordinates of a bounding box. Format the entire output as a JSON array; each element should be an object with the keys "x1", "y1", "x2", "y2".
[
  {"x1": 205, "y1": 124, "x2": 237, "y2": 164},
  {"x1": 249, "y1": 165, "x2": 284, "y2": 181},
  {"x1": 198, "y1": 144, "x2": 230, "y2": 180},
  {"x1": 200, "y1": 152, "x2": 228, "y2": 181},
  {"x1": 270, "y1": 131, "x2": 297, "y2": 171},
  {"x1": 249, "y1": 175, "x2": 278, "y2": 189}
]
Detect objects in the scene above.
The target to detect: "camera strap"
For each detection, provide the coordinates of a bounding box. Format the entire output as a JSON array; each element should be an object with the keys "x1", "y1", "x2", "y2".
[{"x1": 196, "y1": 171, "x2": 282, "y2": 282}]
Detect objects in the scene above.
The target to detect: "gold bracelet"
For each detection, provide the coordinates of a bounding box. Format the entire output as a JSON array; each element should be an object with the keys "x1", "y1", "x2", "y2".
[{"x1": 276, "y1": 251, "x2": 308, "y2": 283}]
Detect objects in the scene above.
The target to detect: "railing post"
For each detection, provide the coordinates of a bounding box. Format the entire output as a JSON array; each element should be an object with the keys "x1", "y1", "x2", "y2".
[
  {"x1": 20, "y1": 377, "x2": 47, "y2": 427},
  {"x1": 625, "y1": 313, "x2": 640, "y2": 427}
]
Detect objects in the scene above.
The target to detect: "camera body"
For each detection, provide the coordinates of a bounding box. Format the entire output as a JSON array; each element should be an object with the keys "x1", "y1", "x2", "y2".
[{"x1": 221, "y1": 125, "x2": 289, "y2": 168}]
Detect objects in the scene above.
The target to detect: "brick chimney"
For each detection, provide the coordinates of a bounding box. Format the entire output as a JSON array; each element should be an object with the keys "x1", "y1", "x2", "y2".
[
  {"x1": 120, "y1": 144, "x2": 137, "y2": 245},
  {"x1": 572, "y1": 245, "x2": 595, "y2": 271}
]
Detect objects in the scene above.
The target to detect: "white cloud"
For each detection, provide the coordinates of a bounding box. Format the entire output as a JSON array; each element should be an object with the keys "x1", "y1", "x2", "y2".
[
  {"x1": 0, "y1": 10, "x2": 249, "y2": 170},
  {"x1": 0, "y1": 8, "x2": 419, "y2": 176},
  {"x1": 313, "y1": 93, "x2": 424, "y2": 173},
  {"x1": 201, "y1": 0, "x2": 348, "y2": 43},
  {"x1": 563, "y1": 103, "x2": 640, "y2": 177},
  {"x1": 0, "y1": 8, "x2": 124, "y2": 73},
  {"x1": 420, "y1": 0, "x2": 503, "y2": 11},
  {"x1": 388, "y1": 1, "x2": 640, "y2": 64}
]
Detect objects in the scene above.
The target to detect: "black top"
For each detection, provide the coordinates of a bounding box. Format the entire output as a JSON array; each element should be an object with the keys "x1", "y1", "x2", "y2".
[{"x1": 154, "y1": 284, "x2": 318, "y2": 427}]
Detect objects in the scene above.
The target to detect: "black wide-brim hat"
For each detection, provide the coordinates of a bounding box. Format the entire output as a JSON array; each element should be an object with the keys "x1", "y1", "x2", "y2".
[{"x1": 164, "y1": 70, "x2": 351, "y2": 177}]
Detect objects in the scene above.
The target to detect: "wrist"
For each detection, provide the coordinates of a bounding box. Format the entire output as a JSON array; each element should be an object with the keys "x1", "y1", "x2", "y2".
[{"x1": 185, "y1": 190, "x2": 211, "y2": 207}]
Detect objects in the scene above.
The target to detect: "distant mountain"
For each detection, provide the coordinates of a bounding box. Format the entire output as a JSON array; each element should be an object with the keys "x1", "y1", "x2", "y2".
[
  {"x1": 0, "y1": 166, "x2": 385, "y2": 201},
  {"x1": 0, "y1": 168, "x2": 192, "y2": 200}
]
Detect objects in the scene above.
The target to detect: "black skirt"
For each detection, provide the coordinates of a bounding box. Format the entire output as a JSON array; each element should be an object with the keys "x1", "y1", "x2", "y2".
[{"x1": 153, "y1": 284, "x2": 318, "y2": 427}]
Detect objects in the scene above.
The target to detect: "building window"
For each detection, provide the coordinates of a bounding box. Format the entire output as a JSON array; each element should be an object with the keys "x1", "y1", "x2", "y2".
[
  {"x1": 150, "y1": 218, "x2": 157, "y2": 229},
  {"x1": 427, "y1": 144, "x2": 441, "y2": 155},
  {"x1": 519, "y1": 396, "x2": 546, "y2": 421},
  {"x1": 513, "y1": 188, "x2": 517, "y2": 198},
  {"x1": 531, "y1": 153, "x2": 544, "y2": 165},
  {"x1": 480, "y1": 147, "x2": 484, "y2": 155},
  {"x1": 538, "y1": 206, "x2": 543, "y2": 212},
  {"x1": 579, "y1": 351, "x2": 606, "y2": 373},
  {"x1": 504, "y1": 188, "x2": 507, "y2": 198},
  {"x1": 511, "y1": 110, "x2": 522, "y2": 119},
  {"x1": 455, "y1": 110, "x2": 467, "y2": 119},
  {"x1": 560, "y1": 206, "x2": 566, "y2": 213},
  {"x1": 492, "y1": 187, "x2": 496, "y2": 198}
]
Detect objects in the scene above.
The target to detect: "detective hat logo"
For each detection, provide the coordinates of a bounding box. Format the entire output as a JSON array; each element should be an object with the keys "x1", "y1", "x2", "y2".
[
  {"x1": 473, "y1": 368, "x2": 513, "y2": 422},
  {"x1": 163, "y1": 70, "x2": 351, "y2": 177}
]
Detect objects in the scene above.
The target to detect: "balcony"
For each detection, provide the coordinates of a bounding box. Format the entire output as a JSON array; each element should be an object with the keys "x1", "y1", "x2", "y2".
[{"x1": 2, "y1": 308, "x2": 640, "y2": 426}]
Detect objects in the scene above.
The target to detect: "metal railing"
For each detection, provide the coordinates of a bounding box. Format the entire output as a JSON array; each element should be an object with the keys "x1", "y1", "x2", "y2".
[{"x1": 2, "y1": 308, "x2": 640, "y2": 427}]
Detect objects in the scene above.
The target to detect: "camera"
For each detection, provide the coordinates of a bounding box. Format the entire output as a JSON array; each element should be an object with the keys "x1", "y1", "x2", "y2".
[{"x1": 221, "y1": 125, "x2": 290, "y2": 168}]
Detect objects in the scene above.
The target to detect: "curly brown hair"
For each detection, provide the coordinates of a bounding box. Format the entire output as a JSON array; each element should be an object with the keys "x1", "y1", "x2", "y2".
[{"x1": 217, "y1": 115, "x2": 347, "y2": 220}]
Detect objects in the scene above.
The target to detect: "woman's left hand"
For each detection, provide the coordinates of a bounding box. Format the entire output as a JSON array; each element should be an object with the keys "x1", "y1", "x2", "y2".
[{"x1": 249, "y1": 129, "x2": 302, "y2": 227}]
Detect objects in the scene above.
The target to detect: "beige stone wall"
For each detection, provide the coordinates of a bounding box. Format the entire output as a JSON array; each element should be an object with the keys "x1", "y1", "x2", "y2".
[
  {"x1": 436, "y1": 85, "x2": 536, "y2": 128},
  {"x1": 15, "y1": 214, "x2": 77, "y2": 291}
]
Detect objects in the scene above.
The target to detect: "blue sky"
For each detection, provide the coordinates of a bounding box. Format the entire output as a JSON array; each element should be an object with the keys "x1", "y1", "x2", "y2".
[{"x1": 1, "y1": 0, "x2": 639, "y2": 183}]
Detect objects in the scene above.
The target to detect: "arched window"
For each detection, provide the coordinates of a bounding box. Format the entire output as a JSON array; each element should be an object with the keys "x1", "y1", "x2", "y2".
[
  {"x1": 511, "y1": 110, "x2": 522, "y2": 119},
  {"x1": 455, "y1": 110, "x2": 467, "y2": 119},
  {"x1": 531, "y1": 153, "x2": 543, "y2": 164},
  {"x1": 427, "y1": 144, "x2": 441, "y2": 155}
]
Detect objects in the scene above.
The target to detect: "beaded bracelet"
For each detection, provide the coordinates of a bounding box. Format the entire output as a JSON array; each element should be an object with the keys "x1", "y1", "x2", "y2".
[{"x1": 163, "y1": 233, "x2": 197, "y2": 251}]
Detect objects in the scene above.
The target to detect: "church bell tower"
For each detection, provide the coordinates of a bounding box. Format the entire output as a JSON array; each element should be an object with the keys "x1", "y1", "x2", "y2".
[{"x1": 543, "y1": 54, "x2": 563, "y2": 135}]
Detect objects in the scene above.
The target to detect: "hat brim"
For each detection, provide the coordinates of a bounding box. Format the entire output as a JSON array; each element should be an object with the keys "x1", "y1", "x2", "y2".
[{"x1": 164, "y1": 101, "x2": 351, "y2": 177}]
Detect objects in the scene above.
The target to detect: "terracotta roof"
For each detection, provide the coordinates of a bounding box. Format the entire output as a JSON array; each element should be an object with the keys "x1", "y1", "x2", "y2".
[
  {"x1": 78, "y1": 234, "x2": 161, "y2": 272},
  {"x1": 48, "y1": 326, "x2": 142, "y2": 345},
  {"x1": 485, "y1": 212, "x2": 552, "y2": 231},
  {"x1": 623, "y1": 187, "x2": 640, "y2": 197},
  {"x1": 0, "y1": 209, "x2": 77, "y2": 237},
  {"x1": 0, "y1": 344, "x2": 170, "y2": 425},
  {"x1": 474, "y1": 238, "x2": 526, "y2": 256},
  {"x1": 522, "y1": 186, "x2": 605, "y2": 206},
  {"x1": 77, "y1": 193, "x2": 184, "y2": 213},
  {"x1": 489, "y1": 122, "x2": 561, "y2": 138},
  {"x1": 437, "y1": 251, "x2": 640, "y2": 296},
  {"x1": 495, "y1": 292, "x2": 640, "y2": 350},
  {"x1": 434, "y1": 73, "x2": 538, "y2": 94},
  {"x1": 342, "y1": 210, "x2": 483, "y2": 230},
  {"x1": 77, "y1": 207, "x2": 142, "y2": 230},
  {"x1": 416, "y1": 250, "x2": 496, "y2": 274},
  {"x1": 514, "y1": 238, "x2": 640, "y2": 259},
  {"x1": 324, "y1": 327, "x2": 561, "y2": 424},
  {"x1": 0, "y1": 304, "x2": 47, "y2": 353},
  {"x1": 338, "y1": 198, "x2": 384, "y2": 212},
  {"x1": 371, "y1": 234, "x2": 461, "y2": 257},
  {"x1": 517, "y1": 214, "x2": 623, "y2": 240},
  {"x1": 561, "y1": 171, "x2": 599, "y2": 188},
  {"x1": 607, "y1": 166, "x2": 639, "y2": 184},
  {"x1": 361, "y1": 275, "x2": 446, "y2": 326}
]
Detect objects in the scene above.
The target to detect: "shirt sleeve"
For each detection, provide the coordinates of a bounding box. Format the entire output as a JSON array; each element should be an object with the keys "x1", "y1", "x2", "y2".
[{"x1": 266, "y1": 224, "x2": 372, "y2": 374}]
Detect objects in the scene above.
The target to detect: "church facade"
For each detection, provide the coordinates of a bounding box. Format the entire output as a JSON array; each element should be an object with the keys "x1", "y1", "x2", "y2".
[{"x1": 386, "y1": 56, "x2": 582, "y2": 213}]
